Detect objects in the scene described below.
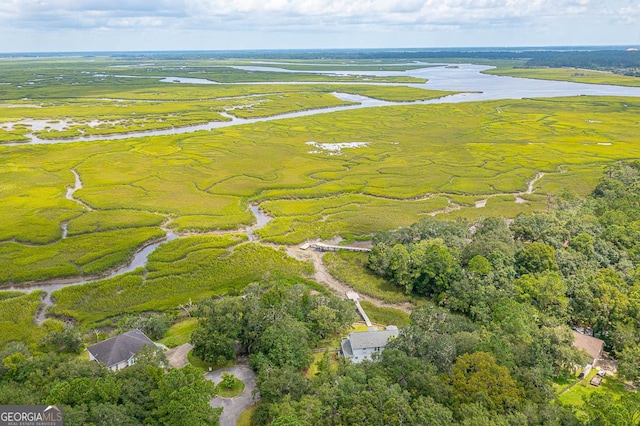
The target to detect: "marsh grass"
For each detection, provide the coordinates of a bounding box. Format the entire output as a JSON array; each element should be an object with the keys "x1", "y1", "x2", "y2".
[
  {"x1": 485, "y1": 67, "x2": 640, "y2": 87},
  {"x1": 359, "y1": 301, "x2": 411, "y2": 327},
  {"x1": 0, "y1": 227, "x2": 165, "y2": 283},
  {"x1": 0, "y1": 292, "x2": 45, "y2": 347},
  {"x1": 50, "y1": 241, "x2": 314, "y2": 325},
  {"x1": 323, "y1": 251, "x2": 415, "y2": 304},
  {"x1": 2, "y1": 58, "x2": 640, "y2": 288}
]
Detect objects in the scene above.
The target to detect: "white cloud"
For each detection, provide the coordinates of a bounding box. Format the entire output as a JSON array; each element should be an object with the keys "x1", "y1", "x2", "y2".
[
  {"x1": 0, "y1": 0, "x2": 636, "y2": 51},
  {"x1": 0, "y1": 0, "x2": 615, "y2": 31}
]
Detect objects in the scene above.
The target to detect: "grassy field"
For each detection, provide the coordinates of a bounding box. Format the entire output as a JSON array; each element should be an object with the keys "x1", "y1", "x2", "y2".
[
  {"x1": 0, "y1": 291, "x2": 45, "y2": 347},
  {"x1": 359, "y1": 301, "x2": 411, "y2": 328},
  {"x1": 484, "y1": 67, "x2": 640, "y2": 87},
  {"x1": 3, "y1": 95, "x2": 640, "y2": 283},
  {"x1": 49, "y1": 240, "x2": 314, "y2": 326},
  {"x1": 159, "y1": 317, "x2": 199, "y2": 348},
  {"x1": 237, "y1": 406, "x2": 256, "y2": 426},
  {"x1": 0, "y1": 227, "x2": 165, "y2": 283},
  {"x1": 556, "y1": 369, "x2": 629, "y2": 420},
  {"x1": 324, "y1": 251, "x2": 417, "y2": 304},
  {"x1": 2, "y1": 59, "x2": 640, "y2": 334}
]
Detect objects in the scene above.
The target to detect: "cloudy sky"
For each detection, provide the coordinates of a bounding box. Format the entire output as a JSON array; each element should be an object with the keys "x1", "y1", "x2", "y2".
[{"x1": 0, "y1": 0, "x2": 638, "y2": 52}]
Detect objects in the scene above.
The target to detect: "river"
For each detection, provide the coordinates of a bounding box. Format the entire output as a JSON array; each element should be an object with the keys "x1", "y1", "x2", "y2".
[
  {"x1": 3, "y1": 62, "x2": 640, "y2": 319},
  {"x1": 4, "y1": 64, "x2": 640, "y2": 147}
]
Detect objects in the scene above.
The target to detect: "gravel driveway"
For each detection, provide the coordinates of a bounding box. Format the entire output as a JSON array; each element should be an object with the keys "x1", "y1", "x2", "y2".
[
  {"x1": 164, "y1": 343, "x2": 193, "y2": 368},
  {"x1": 207, "y1": 364, "x2": 259, "y2": 426}
]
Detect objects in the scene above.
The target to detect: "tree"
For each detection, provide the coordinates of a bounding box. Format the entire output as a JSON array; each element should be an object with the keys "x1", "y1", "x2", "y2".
[
  {"x1": 42, "y1": 325, "x2": 82, "y2": 353},
  {"x1": 515, "y1": 242, "x2": 558, "y2": 275},
  {"x1": 221, "y1": 372, "x2": 236, "y2": 390},
  {"x1": 413, "y1": 240, "x2": 461, "y2": 298},
  {"x1": 584, "y1": 391, "x2": 640, "y2": 426},
  {"x1": 151, "y1": 365, "x2": 218, "y2": 425},
  {"x1": 254, "y1": 316, "x2": 313, "y2": 371},
  {"x1": 449, "y1": 352, "x2": 523, "y2": 413},
  {"x1": 192, "y1": 296, "x2": 245, "y2": 363},
  {"x1": 514, "y1": 272, "x2": 568, "y2": 318},
  {"x1": 618, "y1": 343, "x2": 640, "y2": 384}
]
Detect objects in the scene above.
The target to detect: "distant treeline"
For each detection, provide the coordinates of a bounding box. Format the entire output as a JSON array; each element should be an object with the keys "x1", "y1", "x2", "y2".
[
  {"x1": 109, "y1": 48, "x2": 635, "y2": 62},
  {"x1": 525, "y1": 50, "x2": 640, "y2": 75}
]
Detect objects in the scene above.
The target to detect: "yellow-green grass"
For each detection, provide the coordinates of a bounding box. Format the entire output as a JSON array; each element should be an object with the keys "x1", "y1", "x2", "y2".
[
  {"x1": 3, "y1": 96, "x2": 640, "y2": 283},
  {"x1": 556, "y1": 370, "x2": 628, "y2": 420},
  {"x1": 66, "y1": 210, "x2": 166, "y2": 236},
  {"x1": 88, "y1": 83, "x2": 447, "y2": 103},
  {"x1": 237, "y1": 406, "x2": 256, "y2": 426},
  {"x1": 324, "y1": 251, "x2": 416, "y2": 304},
  {"x1": 49, "y1": 241, "x2": 314, "y2": 325},
  {"x1": 258, "y1": 194, "x2": 451, "y2": 244},
  {"x1": 306, "y1": 351, "x2": 340, "y2": 378},
  {"x1": 158, "y1": 318, "x2": 199, "y2": 348},
  {"x1": 0, "y1": 291, "x2": 45, "y2": 348},
  {"x1": 0, "y1": 128, "x2": 30, "y2": 144},
  {"x1": 216, "y1": 377, "x2": 245, "y2": 398},
  {"x1": 0, "y1": 227, "x2": 165, "y2": 284},
  {"x1": 92, "y1": 65, "x2": 426, "y2": 84},
  {"x1": 359, "y1": 301, "x2": 410, "y2": 328},
  {"x1": 0, "y1": 85, "x2": 448, "y2": 139},
  {"x1": 440, "y1": 194, "x2": 549, "y2": 221},
  {"x1": 328, "y1": 86, "x2": 455, "y2": 102},
  {"x1": 188, "y1": 349, "x2": 236, "y2": 372},
  {"x1": 227, "y1": 92, "x2": 356, "y2": 118},
  {"x1": 484, "y1": 67, "x2": 640, "y2": 87},
  {"x1": 234, "y1": 63, "x2": 432, "y2": 72}
]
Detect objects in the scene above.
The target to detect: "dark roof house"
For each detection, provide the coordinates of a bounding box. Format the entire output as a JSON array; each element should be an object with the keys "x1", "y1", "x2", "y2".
[
  {"x1": 572, "y1": 330, "x2": 605, "y2": 365},
  {"x1": 87, "y1": 329, "x2": 155, "y2": 371}
]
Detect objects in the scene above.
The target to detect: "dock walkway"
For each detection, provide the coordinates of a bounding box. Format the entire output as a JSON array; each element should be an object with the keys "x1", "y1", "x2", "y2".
[{"x1": 346, "y1": 291, "x2": 372, "y2": 327}]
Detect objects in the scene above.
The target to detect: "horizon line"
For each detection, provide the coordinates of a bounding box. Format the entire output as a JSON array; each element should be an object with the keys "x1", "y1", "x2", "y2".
[{"x1": 1, "y1": 44, "x2": 639, "y2": 56}]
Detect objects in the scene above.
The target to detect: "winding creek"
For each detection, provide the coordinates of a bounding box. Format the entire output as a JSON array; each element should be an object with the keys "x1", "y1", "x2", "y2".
[
  {"x1": 4, "y1": 64, "x2": 640, "y2": 147},
  {"x1": 4, "y1": 63, "x2": 640, "y2": 321},
  {"x1": 8, "y1": 205, "x2": 273, "y2": 323}
]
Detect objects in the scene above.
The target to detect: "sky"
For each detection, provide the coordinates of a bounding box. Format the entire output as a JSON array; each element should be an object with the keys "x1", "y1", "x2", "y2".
[{"x1": 0, "y1": 0, "x2": 638, "y2": 53}]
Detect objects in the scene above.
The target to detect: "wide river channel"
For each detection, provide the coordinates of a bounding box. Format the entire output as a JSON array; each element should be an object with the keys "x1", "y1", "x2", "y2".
[
  {"x1": 6, "y1": 63, "x2": 640, "y2": 146},
  {"x1": 4, "y1": 62, "x2": 640, "y2": 319}
]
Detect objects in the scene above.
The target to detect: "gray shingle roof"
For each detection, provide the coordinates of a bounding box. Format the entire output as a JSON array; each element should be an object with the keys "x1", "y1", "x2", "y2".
[
  {"x1": 341, "y1": 338, "x2": 353, "y2": 357},
  {"x1": 87, "y1": 329, "x2": 154, "y2": 367},
  {"x1": 347, "y1": 327, "x2": 399, "y2": 350},
  {"x1": 572, "y1": 331, "x2": 604, "y2": 362}
]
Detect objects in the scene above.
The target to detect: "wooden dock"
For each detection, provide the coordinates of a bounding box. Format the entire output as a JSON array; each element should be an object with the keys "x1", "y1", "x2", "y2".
[
  {"x1": 346, "y1": 291, "x2": 372, "y2": 326},
  {"x1": 309, "y1": 242, "x2": 371, "y2": 253}
]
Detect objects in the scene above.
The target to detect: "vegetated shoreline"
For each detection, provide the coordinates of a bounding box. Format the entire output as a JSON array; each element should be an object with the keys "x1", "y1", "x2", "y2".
[
  {"x1": 482, "y1": 67, "x2": 640, "y2": 87},
  {"x1": 2, "y1": 203, "x2": 273, "y2": 290},
  {"x1": 0, "y1": 90, "x2": 459, "y2": 146}
]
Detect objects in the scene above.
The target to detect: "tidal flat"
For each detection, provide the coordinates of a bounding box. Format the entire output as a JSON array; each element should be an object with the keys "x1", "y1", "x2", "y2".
[{"x1": 1, "y1": 55, "x2": 639, "y2": 330}]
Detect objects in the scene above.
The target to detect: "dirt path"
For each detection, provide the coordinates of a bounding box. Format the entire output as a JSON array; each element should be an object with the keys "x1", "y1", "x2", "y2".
[{"x1": 286, "y1": 246, "x2": 412, "y2": 314}]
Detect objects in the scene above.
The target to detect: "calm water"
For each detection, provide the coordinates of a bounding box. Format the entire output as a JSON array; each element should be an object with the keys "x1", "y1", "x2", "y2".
[
  {"x1": 3, "y1": 62, "x2": 640, "y2": 315},
  {"x1": 5, "y1": 64, "x2": 640, "y2": 146}
]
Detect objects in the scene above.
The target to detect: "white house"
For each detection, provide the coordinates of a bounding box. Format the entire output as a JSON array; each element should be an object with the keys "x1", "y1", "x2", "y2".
[
  {"x1": 87, "y1": 329, "x2": 155, "y2": 371},
  {"x1": 341, "y1": 325, "x2": 399, "y2": 363}
]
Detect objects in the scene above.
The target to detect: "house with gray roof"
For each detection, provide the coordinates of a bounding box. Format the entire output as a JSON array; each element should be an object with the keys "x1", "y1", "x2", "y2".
[
  {"x1": 341, "y1": 326, "x2": 399, "y2": 363},
  {"x1": 572, "y1": 330, "x2": 605, "y2": 366},
  {"x1": 87, "y1": 329, "x2": 155, "y2": 371}
]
